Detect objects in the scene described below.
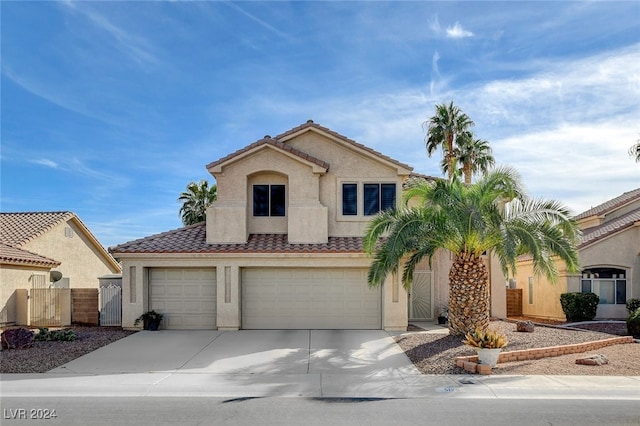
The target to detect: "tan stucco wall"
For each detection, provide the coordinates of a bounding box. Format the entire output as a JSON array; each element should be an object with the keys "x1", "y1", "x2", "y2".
[
  {"x1": 207, "y1": 131, "x2": 409, "y2": 244},
  {"x1": 0, "y1": 265, "x2": 50, "y2": 324},
  {"x1": 515, "y1": 224, "x2": 639, "y2": 321},
  {"x1": 0, "y1": 266, "x2": 72, "y2": 326},
  {"x1": 578, "y1": 224, "x2": 640, "y2": 319},
  {"x1": 21, "y1": 219, "x2": 120, "y2": 288},
  {"x1": 119, "y1": 254, "x2": 408, "y2": 331}
]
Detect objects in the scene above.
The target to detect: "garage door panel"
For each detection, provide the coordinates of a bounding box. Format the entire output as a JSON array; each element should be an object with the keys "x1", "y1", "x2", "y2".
[
  {"x1": 242, "y1": 267, "x2": 380, "y2": 329},
  {"x1": 150, "y1": 268, "x2": 216, "y2": 330}
]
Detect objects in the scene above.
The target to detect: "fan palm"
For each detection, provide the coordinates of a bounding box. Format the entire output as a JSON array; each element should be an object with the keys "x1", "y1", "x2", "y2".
[
  {"x1": 363, "y1": 167, "x2": 580, "y2": 336},
  {"x1": 178, "y1": 180, "x2": 217, "y2": 226},
  {"x1": 424, "y1": 101, "x2": 474, "y2": 180},
  {"x1": 456, "y1": 132, "x2": 495, "y2": 184}
]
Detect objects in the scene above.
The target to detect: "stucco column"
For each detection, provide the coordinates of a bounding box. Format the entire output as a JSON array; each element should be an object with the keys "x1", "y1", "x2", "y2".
[
  {"x1": 382, "y1": 272, "x2": 408, "y2": 331},
  {"x1": 216, "y1": 265, "x2": 241, "y2": 330}
]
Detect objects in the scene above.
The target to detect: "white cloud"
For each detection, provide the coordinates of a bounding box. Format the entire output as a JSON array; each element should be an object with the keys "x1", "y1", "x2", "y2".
[
  {"x1": 446, "y1": 22, "x2": 474, "y2": 39},
  {"x1": 31, "y1": 158, "x2": 59, "y2": 168}
]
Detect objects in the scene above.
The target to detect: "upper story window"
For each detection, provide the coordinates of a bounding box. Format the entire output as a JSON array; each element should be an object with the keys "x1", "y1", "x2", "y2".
[
  {"x1": 580, "y1": 267, "x2": 627, "y2": 305},
  {"x1": 253, "y1": 184, "x2": 285, "y2": 217},
  {"x1": 341, "y1": 182, "x2": 396, "y2": 217}
]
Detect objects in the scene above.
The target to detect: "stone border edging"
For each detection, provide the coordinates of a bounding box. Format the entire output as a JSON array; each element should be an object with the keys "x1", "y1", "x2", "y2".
[{"x1": 455, "y1": 335, "x2": 634, "y2": 375}]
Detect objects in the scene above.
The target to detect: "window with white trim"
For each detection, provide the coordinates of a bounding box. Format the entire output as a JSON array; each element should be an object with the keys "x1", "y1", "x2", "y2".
[{"x1": 580, "y1": 267, "x2": 627, "y2": 305}]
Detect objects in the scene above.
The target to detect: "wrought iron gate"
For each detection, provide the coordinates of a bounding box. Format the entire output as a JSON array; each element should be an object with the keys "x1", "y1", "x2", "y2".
[{"x1": 99, "y1": 284, "x2": 122, "y2": 326}]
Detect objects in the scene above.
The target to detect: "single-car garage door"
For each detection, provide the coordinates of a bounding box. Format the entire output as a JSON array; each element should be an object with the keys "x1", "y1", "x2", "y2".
[
  {"x1": 149, "y1": 268, "x2": 216, "y2": 329},
  {"x1": 242, "y1": 268, "x2": 381, "y2": 329}
]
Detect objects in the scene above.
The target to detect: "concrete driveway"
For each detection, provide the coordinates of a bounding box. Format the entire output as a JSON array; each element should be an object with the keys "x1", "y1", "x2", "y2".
[{"x1": 48, "y1": 329, "x2": 420, "y2": 377}]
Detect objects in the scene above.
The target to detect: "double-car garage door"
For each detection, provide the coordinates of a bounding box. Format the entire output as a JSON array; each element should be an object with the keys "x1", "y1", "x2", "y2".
[
  {"x1": 149, "y1": 267, "x2": 381, "y2": 330},
  {"x1": 242, "y1": 268, "x2": 381, "y2": 329}
]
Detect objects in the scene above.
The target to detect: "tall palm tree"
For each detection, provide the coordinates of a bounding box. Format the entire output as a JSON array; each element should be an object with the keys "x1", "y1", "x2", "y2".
[
  {"x1": 629, "y1": 138, "x2": 640, "y2": 162},
  {"x1": 456, "y1": 132, "x2": 495, "y2": 184},
  {"x1": 363, "y1": 167, "x2": 580, "y2": 336},
  {"x1": 424, "y1": 101, "x2": 474, "y2": 180},
  {"x1": 178, "y1": 180, "x2": 217, "y2": 226}
]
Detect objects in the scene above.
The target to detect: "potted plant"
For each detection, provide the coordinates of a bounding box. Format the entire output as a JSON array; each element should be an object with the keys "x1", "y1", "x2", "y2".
[
  {"x1": 134, "y1": 310, "x2": 164, "y2": 331},
  {"x1": 463, "y1": 327, "x2": 508, "y2": 367},
  {"x1": 437, "y1": 306, "x2": 449, "y2": 325}
]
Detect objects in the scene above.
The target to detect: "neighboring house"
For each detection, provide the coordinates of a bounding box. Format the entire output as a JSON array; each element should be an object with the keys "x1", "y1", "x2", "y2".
[
  {"x1": 516, "y1": 188, "x2": 640, "y2": 320},
  {"x1": 0, "y1": 211, "x2": 122, "y2": 325},
  {"x1": 111, "y1": 121, "x2": 507, "y2": 331}
]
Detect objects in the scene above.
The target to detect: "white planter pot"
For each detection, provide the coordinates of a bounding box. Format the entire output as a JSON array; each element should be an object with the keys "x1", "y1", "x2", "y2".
[{"x1": 476, "y1": 348, "x2": 502, "y2": 367}]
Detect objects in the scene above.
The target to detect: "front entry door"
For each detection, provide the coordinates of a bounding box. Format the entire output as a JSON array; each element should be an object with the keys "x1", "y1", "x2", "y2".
[{"x1": 408, "y1": 271, "x2": 433, "y2": 321}]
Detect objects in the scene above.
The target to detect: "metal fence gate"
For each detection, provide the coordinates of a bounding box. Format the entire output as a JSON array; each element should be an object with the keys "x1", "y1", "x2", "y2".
[
  {"x1": 99, "y1": 285, "x2": 122, "y2": 326},
  {"x1": 30, "y1": 274, "x2": 62, "y2": 327}
]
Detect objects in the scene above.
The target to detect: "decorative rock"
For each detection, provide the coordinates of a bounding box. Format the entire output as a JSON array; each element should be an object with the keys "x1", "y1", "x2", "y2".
[
  {"x1": 575, "y1": 354, "x2": 609, "y2": 366},
  {"x1": 1, "y1": 328, "x2": 35, "y2": 350},
  {"x1": 516, "y1": 320, "x2": 535, "y2": 332}
]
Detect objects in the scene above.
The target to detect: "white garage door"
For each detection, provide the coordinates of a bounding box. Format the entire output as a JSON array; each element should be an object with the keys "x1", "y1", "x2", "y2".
[
  {"x1": 242, "y1": 268, "x2": 381, "y2": 329},
  {"x1": 149, "y1": 268, "x2": 216, "y2": 329}
]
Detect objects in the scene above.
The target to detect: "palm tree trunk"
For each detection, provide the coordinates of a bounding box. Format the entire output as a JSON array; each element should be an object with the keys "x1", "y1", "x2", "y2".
[
  {"x1": 448, "y1": 252, "x2": 490, "y2": 336},
  {"x1": 463, "y1": 163, "x2": 472, "y2": 185}
]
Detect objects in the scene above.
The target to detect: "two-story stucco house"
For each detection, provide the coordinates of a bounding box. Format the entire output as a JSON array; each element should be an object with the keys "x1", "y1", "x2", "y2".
[{"x1": 111, "y1": 121, "x2": 507, "y2": 331}]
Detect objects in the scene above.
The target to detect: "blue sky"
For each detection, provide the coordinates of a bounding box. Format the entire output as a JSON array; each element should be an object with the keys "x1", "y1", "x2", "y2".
[{"x1": 2, "y1": 1, "x2": 639, "y2": 249}]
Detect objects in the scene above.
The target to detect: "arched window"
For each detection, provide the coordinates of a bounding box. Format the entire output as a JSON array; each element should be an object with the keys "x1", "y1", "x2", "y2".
[{"x1": 581, "y1": 267, "x2": 627, "y2": 305}]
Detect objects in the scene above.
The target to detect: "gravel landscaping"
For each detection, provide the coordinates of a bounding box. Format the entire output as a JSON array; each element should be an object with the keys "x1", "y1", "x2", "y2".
[
  {"x1": 0, "y1": 327, "x2": 137, "y2": 374},
  {"x1": 397, "y1": 320, "x2": 640, "y2": 376}
]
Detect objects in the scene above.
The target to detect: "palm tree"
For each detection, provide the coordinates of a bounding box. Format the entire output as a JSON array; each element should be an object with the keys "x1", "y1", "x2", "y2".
[
  {"x1": 456, "y1": 132, "x2": 495, "y2": 184},
  {"x1": 629, "y1": 138, "x2": 640, "y2": 162},
  {"x1": 178, "y1": 180, "x2": 217, "y2": 226},
  {"x1": 424, "y1": 101, "x2": 474, "y2": 180},
  {"x1": 363, "y1": 167, "x2": 580, "y2": 336}
]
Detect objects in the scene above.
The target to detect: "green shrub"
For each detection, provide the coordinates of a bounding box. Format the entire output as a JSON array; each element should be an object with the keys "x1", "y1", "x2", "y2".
[
  {"x1": 560, "y1": 292, "x2": 599, "y2": 322},
  {"x1": 626, "y1": 298, "x2": 640, "y2": 315},
  {"x1": 627, "y1": 308, "x2": 640, "y2": 339},
  {"x1": 34, "y1": 327, "x2": 77, "y2": 342}
]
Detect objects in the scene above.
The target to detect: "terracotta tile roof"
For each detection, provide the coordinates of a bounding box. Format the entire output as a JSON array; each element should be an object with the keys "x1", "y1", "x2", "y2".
[
  {"x1": 110, "y1": 223, "x2": 366, "y2": 255},
  {"x1": 0, "y1": 211, "x2": 74, "y2": 247},
  {"x1": 276, "y1": 120, "x2": 413, "y2": 172},
  {"x1": 0, "y1": 243, "x2": 61, "y2": 267},
  {"x1": 578, "y1": 207, "x2": 640, "y2": 248},
  {"x1": 575, "y1": 188, "x2": 640, "y2": 220},
  {"x1": 206, "y1": 135, "x2": 330, "y2": 171},
  {"x1": 206, "y1": 120, "x2": 413, "y2": 174}
]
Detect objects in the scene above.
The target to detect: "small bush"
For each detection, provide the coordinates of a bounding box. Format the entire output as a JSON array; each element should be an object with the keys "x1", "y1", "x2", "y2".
[
  {"x1": 626, "y1": 298, "x2": 640, "y2": 315},
  {"x1": 560, "y1": 292, "x2": 599, "y2": 322},
  {"x1": 34, "y1": 327, "x2": 77, "y2": 342},
  {"x1": 1, "y1": 328, "x2": 35, "y2": 349},
  {"x1": 627, "y1": 308, "x2": 640, "y2": 339}
]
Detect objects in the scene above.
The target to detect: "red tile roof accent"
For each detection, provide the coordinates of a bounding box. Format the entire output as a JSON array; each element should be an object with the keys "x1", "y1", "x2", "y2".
[
  {"x1": 110, "y1": 224, "x2": 366, "y2": 255},
  {"x1": 276, "y1": 120, "x2": 413, "y2": 172},
  {"x1": 575, "y1": 188, "x2": 640, "y2": 219},
  {"x1": 0, "y1": 211, "x2": 74, "y2": 247},
  {"x1": 0, "y1": 243, "x2": 61, "y2": 267},
  {"x1": 579, "y1": 207, "x2": 640, "y2": 248},
  {"x1": 206, "y1": 136, "x2": 330, "y2": 171}
]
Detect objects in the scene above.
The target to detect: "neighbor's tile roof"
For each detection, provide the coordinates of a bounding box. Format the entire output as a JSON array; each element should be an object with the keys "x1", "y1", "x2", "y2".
[
  {"x1": 578, "y1": 207, "x2": 640, "y2": 249},
  {"x1": 0, "y1": 211, "x2": 75, "y2": 247},
  {"x1": 574, "y1": 188, "x2": 640, "y2": 220},
  {"x1": 110, "y1": 223, "x2": 365, "y2": 255},
  {"x1": 0, "y1": 243, "x2": 61, "y2": 267}
]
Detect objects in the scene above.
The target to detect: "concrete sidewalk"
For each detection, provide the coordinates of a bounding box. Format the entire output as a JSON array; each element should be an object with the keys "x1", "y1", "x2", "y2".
[{"x1": 1, "y1": 327, "x2": 639, "y2": 400}]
